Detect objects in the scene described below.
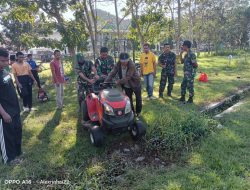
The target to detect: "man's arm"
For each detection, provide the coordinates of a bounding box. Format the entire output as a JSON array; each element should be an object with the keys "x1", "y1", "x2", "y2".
[
  {"x1": 91, "y1": 65, "x2": 99, "y2": 80},
  {"x1": 139, "y1": 55, "x2": 144, "y2": 76},
  {"x1": 105, "y1": 64, "x2": 118, "y2": 82},
  {"x1": 118, "y1": 62, "x2": 136, "y2": 85},
  {"x1": 78, "y1": 72, "x2": 93, "y2": 83},
  {"x1": 152, "y1": 53, "x2": 157, "y2": 76},
  {"x1": 50, "y1": 62, "x2": 58, "y2": 84},
  {"x1": 0, "y1": 104, "x2": 12, "y2": 123},
  {"x1": 173, "y1": 54, "x2": 177, "y2": 76},
  {"x1": 158, "y1": 54, "x2": 165, "y2": 68},
  {"x1": 28, "y1": 65, "x2": 37, "y2": 85},
  {"x1": 13, "y1": 73, "x2": 22, "y2": 89},
  {"x1": 95, "y1": 58, "x2": 102, "y2": 76}
]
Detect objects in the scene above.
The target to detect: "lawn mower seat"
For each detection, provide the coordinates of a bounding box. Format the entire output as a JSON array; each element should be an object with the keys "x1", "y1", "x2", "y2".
[{"x1": 102, "y1": 89, "x2": 124, "y2": 102}]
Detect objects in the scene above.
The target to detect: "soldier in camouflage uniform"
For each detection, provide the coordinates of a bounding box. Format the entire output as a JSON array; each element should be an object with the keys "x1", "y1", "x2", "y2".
[
  {"x1": 75, "y1": 53, "x2": 99, "y2": 105},
  {"x1": 158, "y1": 43, "x2": 176, "y2": 98},
  {"x1": 179, "y1": 40, "x2": 198, "y2": 103},
  {"x1": 95, "y1": 47, "x2": 114, "y2": 80}
]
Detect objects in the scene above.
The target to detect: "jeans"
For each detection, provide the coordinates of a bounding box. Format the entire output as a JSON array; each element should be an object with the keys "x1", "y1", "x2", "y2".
[{"x1": 143, "y1": 73, "x2": 154, "y2": 97}]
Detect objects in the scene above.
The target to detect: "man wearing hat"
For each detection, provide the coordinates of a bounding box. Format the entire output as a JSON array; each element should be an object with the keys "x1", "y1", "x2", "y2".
[
  {"x1": 95, "y1": 47, "x2": 114, "y2": 80},
  {"x1": 75, "y1": 53, "x2": 99, "y2": 106},
  {"x1": 179, "y1": 40, "x2": 198, "y2": 103},
  {"x1": 105, "y1": 53, "x2": 142, "y2": 117}
]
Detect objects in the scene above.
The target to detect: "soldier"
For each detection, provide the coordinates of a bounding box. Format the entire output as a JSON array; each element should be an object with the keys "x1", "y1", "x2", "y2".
[
  {"x1": 158, "y1": 43, "x2": 176, "y2": 98},
  {"x1": 75, "y1": 53, "x2": 99, "y2": 106},
  {"x1": 179, "y1": 40, "x2": 198, "y2": 103},
  {"x1": 95, "y1": 47, "x2": 114, "y2": 80}
]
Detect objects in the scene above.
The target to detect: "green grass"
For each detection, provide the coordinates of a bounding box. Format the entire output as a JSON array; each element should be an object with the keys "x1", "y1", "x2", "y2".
[
  {"x1": 112, "y1": 97, "x2": 250, "y2": 190},
  {"x1": 0, "y1": 54, "x2": 250, "y2": 189}
]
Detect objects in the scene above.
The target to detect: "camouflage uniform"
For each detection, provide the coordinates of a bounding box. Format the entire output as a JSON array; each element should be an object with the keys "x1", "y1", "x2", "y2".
[
  {"x1": 158, "y1": 52, "x2": 176, "y2": 96},
  {"x1": 75, "y1": 59, "x2": 94, "y2": 104},
  {"x1": 95, "y1": 55, "x2": 114, "y2": 77},
  {"x1": 180, "y1": 51, "x2": 198, "y2": 98}
]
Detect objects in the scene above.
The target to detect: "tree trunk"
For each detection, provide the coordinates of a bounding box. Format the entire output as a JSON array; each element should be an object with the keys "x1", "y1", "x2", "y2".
[
  {"x1": 131, "y1": 2, "x2": 144, "y2": 50},
  {"x1": 188, "y1": 0, "x2": 193, "y2": 43},
  {"x1": 114, "y1": 0, "x2": 120, "y2": 39},
  {"x1": 176, "y1": 0, "x2": 181, "y2": 55},
  {"x1": 82, "y1": 0, "x2": 97, "y2": 60}
]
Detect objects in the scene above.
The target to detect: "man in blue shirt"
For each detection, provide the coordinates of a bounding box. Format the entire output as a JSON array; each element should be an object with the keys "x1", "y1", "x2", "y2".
[{"x1": 27, "y1": 54, "x2": 41, "y2": 88}]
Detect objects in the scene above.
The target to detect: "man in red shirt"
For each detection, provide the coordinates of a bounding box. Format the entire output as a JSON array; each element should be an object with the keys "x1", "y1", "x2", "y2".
[{"x1": 50, "y1": 50, "x2": 65, "y2": 109}]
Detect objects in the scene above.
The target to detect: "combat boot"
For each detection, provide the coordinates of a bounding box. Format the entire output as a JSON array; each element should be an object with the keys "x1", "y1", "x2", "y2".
[
  {"x1": 187, "y1": 96, "x2": 193, "y2": 103},
  {"x1": 167, "y1": 86, "x2": 173, "y2": 97},
  {"x1": 167, "y1": 91, "x2": 172, "y2": 97},
  {"x1": 179, "y1": 95, "x2": 185, "y2": 102}
]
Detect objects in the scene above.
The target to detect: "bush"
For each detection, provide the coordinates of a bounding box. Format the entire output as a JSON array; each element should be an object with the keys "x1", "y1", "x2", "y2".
[{"x1": 144, "y1": 107, "x2": 218, "y2": 160}]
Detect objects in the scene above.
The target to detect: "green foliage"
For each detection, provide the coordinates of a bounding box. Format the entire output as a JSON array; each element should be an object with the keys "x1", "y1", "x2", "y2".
[
  {"x1": 128, "y1": 3, "x2": 169, "y2": 46},
  {"x1": 58, "y1": 20, "x2": 88, "y2": 51},
  {"x1": 144, "y1": 106, "x2": 217, "y2": 159}
]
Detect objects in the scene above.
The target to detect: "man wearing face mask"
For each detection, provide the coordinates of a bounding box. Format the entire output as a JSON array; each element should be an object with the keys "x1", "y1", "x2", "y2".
[
  {"x1": 105, "y1": 53, "x2": 142, "y2": 117},
  {"x1": 95, "y1": 47, "x2": 114, "y2": 80}
]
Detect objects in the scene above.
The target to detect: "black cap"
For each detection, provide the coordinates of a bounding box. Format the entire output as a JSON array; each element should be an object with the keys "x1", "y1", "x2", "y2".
[
  {"x1": 119, "y1": 52, "x2": 129, "y2": 62},
  {"x1": 10, "y1": 55, "x2": 16, "y2": 61},
  {"x1": 100, "y1": 47, "x2": 108, "y2": 53},
  {"x1": 183, "y1": 40, "x2": 192, "y2": 48}
]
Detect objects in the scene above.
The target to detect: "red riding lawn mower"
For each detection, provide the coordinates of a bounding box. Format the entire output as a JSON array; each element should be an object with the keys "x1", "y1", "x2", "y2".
[{"x1": 81, "y1": 80, "x2": 146, "y2": 147}]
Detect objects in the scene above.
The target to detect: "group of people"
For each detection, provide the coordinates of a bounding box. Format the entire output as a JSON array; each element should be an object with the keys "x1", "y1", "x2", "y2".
[
  {"x1": 76, "y1": 40, "x2": 198, "y2": 122},
  {"x1": 0, "y1": 48, "x2": 47, "y2": 163},
  {"x1": 0, "y1": 39, "x2": 197, "y2": 163}
]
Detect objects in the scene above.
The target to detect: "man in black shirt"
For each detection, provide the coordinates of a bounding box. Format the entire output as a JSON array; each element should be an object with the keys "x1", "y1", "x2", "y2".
[{"x1": 0, "y1": 47, "x2": 22, "y2": 164}]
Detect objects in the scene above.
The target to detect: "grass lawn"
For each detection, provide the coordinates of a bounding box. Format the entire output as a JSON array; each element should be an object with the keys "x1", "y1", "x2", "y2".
[
  {"x1": 0, "y1": 54, "x2": 249, "y2": 189},
  {"x1": 112, "y1": 97, "x2": 250, "y2": 190}
]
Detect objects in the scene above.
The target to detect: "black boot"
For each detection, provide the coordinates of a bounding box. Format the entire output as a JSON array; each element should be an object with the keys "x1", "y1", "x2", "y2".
[
  {"x1": 167, "y1": 86, "x2": 172, "y2": 97},
  {"x1": 179, "y1": 95, "x2": 185, "y2": 102},
  {"x1": 187, "y1": 96, "x2": 193, "y2": 103},
  {"x1": 167, "y1": 91, "x2": 172, "y2": 97}
]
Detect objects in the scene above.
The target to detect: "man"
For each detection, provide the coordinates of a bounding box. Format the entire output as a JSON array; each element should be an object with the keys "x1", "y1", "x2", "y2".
[
  {"x1": 95, "y1": 47, "x2": 114, "y2": 79},
  {"x1": 27, "y1": 54, "x2": 41, "y2": 88},
  {"x1": 50, "y1": 50, "x2": 65, "y2": 109},
  {"x1": 105, "y1": 53, "x2": 142, "y2": 117},
  {"x1": 179, "y1": 40, "x2": 198, "y2": 103},
  {"x1": 139, "y1": 43, "x2": 157, "y2": 100},
  {"x1": 0, "y1": 47, "x2": 22, "y2": 164},
  {"x1": 158, "y1": 43, "x2": 176, "y2": 98},
  {"x1": 75, "y1": 53, "x2": 99, "y2": 106},
  {"x1": 12, "y1": 52, "x2": 37, "y2": 112}
]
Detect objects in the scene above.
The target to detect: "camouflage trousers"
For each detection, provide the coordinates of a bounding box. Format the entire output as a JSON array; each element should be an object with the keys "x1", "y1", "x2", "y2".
[
  {"x1": 77, "y1": 82, "x2": 88, "y2": 105},
  {"x1": 159, "y1": 71, "x2": 175, "y2": 95},
  {"x1": 181, "y1": 72, "x2": 195, "y2": 97}
]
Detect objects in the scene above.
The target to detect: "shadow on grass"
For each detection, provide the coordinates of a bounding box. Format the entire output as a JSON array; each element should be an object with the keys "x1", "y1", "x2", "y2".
[{"x1": 37, "y1": 109, "x2": 62, "y2": 141}]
